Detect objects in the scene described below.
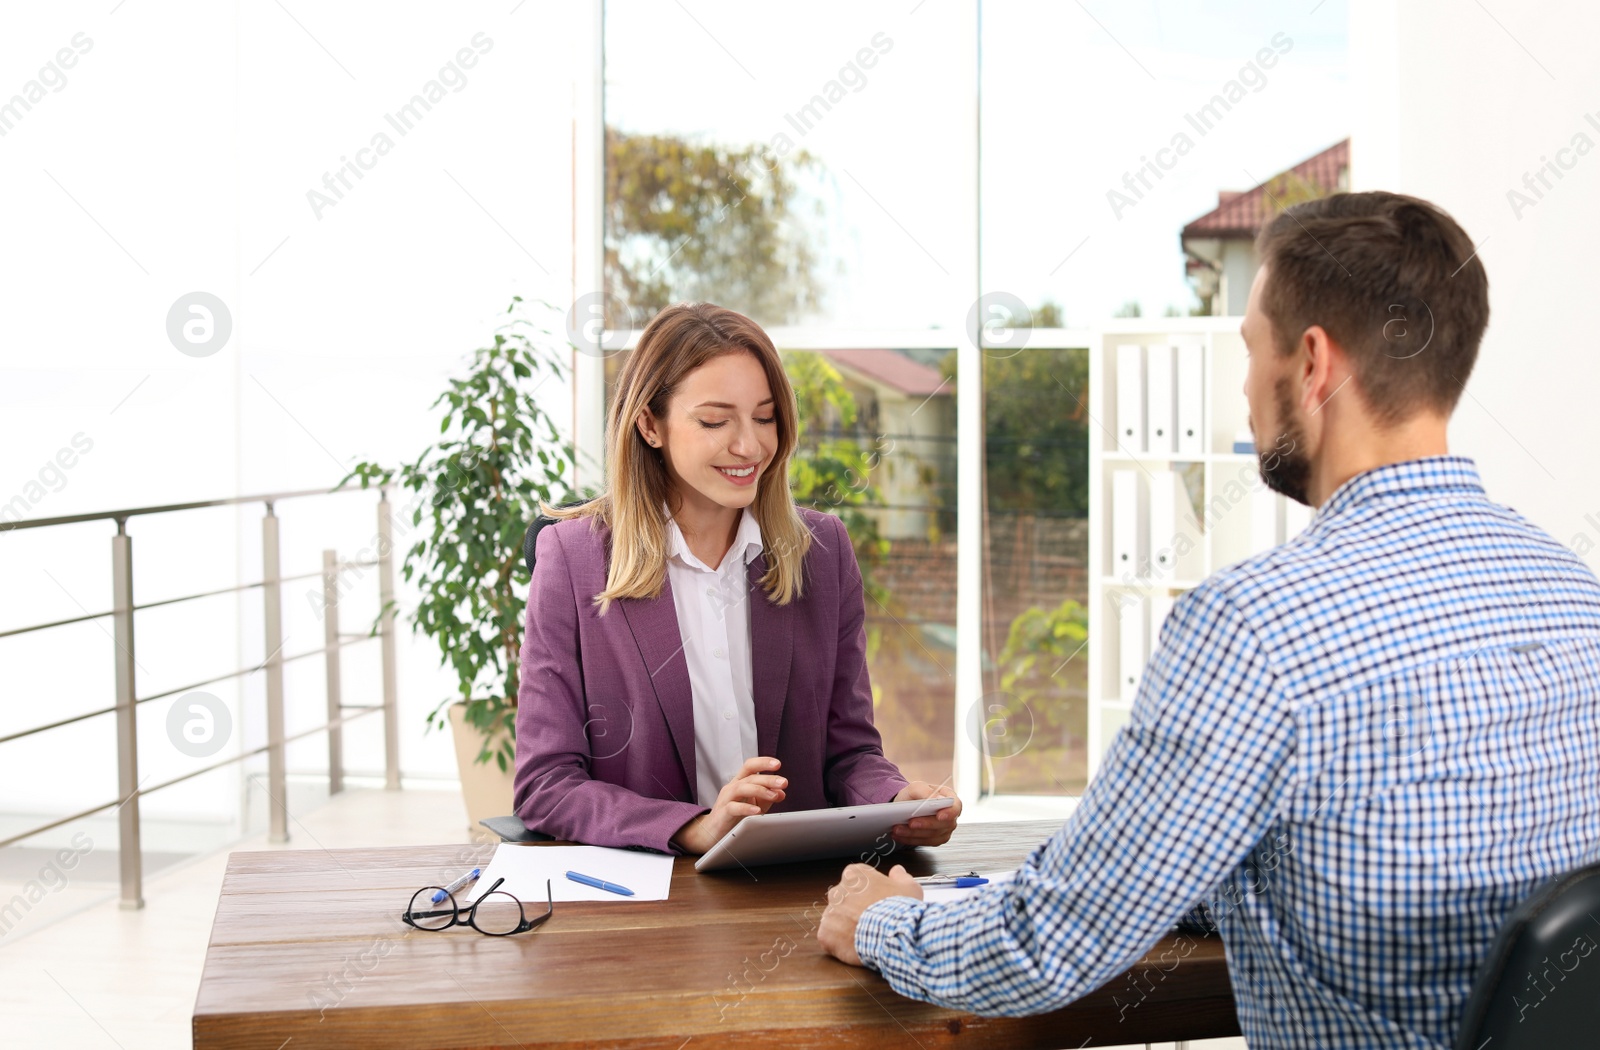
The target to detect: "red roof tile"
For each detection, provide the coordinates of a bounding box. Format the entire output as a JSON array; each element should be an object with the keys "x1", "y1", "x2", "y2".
[
  {"x1": 1182, "y1": 139, "x2": 1349, "y2": 240},
  {"x1": 819, "y1": 349, "x2": 949, "y2": 397}
]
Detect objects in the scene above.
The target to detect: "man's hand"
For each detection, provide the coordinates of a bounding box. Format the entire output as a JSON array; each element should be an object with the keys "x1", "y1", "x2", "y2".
[
  {"x1": 890, "y1": 782, "x2": 962, "y2": 847},
  {"x1": 819, "y1": 862, "x2": 923, "y2": 967},
  {"x1": 669, "y1": 756, "x2": 787, "y2": 855}
]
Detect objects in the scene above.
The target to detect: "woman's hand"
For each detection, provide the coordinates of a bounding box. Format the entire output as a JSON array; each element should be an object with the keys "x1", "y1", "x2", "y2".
[
  {"x1": 890, "y1": 781, "x2": 961, "y2": 848},
  {"x1": 670, "y1": 756, "x2": 788, "y2": 854}
]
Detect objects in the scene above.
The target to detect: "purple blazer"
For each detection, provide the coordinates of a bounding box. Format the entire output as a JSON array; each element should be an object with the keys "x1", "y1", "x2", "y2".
[{"x1": 513, "y1": 506, "x2": 909, "y2": 853}]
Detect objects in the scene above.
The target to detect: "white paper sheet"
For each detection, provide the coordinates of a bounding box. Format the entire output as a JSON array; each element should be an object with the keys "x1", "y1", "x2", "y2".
[
  {"x1": 919, "y1": 869, "x2": 1017, "y2": 904},
  {"x1": 462, "y1": 843, "x2": 674, "y2": 904}
]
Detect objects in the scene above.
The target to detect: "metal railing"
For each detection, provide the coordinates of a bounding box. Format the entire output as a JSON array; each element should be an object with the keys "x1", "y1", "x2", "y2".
[{"x1": 0, "y1": 486, "x2": 402, "y2": 909}]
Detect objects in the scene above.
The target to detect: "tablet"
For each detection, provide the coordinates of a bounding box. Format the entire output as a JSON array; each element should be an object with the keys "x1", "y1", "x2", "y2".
[{"x1": 693, "y1": 796, "x2": 956, "y2": 872}]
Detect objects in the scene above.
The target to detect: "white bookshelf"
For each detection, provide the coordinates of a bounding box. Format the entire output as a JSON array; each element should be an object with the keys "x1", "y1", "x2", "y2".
[{"x1": 1084, "y1": 321, "x2": 1308, "y2": 778}]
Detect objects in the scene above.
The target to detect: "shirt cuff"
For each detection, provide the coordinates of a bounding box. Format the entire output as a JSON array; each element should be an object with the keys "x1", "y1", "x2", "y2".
[{"x1": 854, "y1": 893, "x2": 926, "y2": 972}]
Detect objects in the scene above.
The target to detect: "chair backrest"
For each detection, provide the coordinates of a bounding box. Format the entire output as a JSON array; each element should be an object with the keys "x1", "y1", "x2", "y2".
[
  {"x1": 522, "y1": 497, "x2": 596, "y2": 576},
  {"x1": 1454, "y1": 860, "x2": 1600, "y2": 1049}
]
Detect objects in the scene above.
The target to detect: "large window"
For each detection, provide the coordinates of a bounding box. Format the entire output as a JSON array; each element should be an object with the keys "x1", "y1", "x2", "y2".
[
  {"x1": 971, "y1": 2, "x2": 1347, "y2": 797},
  {"x1": 600, "y1": 1, "x2": 980, "y2": 787},
  {"x1": 591, "y1": 0, "x2": 1348, "y2": 802}
]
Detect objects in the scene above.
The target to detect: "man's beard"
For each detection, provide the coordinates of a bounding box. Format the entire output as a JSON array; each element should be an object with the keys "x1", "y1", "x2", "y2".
[{"x1": 1256, "y1": 376, "x2": 1312, "y2": 506}]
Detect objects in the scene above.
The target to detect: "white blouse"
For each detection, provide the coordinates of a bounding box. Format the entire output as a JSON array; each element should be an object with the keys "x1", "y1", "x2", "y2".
[{"x1": 662, "y1": 503, "x2": 765, "y2": 808}]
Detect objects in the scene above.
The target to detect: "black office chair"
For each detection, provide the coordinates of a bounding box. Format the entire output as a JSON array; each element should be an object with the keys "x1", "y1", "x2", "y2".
[
  {"x1": 479, "y1": 498, "x2": 596, "y2": 844},
  {"x1": 521, "y1": 498, "x2": 593, "y2": 578},
  {"x1": 1453, "y1": 860, "x2": 1600, "y2": 1049}
]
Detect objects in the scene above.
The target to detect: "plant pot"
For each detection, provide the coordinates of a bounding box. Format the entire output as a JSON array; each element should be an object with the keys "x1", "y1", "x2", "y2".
[{"x1": 446, "y1": 702, "x2": 515, "y2": 833}]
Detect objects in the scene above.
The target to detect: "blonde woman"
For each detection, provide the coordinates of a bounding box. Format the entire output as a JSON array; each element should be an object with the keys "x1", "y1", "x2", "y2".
[{"x1": 513, "y1": 302, "x2": 961, "y2": 855}]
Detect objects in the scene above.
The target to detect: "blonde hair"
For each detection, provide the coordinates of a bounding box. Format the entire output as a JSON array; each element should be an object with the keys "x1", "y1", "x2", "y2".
[{"x1": 541, "y1": 302, "x2": 812, "y2": 615}]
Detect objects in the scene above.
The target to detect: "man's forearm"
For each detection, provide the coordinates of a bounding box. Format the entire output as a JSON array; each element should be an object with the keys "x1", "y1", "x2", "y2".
[{"x1": 854, "y1": 881, "x2": 1075, "y2": 1017}]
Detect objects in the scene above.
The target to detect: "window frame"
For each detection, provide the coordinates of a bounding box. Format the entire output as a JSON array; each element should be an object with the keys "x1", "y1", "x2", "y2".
[{"x1": 575, "y1": 0, "x2": 1086, "y2": 818}]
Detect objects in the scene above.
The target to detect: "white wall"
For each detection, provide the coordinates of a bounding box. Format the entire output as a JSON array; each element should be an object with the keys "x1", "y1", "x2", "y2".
[
  {"x1": 0, "y1": 1, "x2": 584, "y2": 827},
  {"x1": 1350, "y1": 0, "x2": 1600, "y2": 567},
  {"x1": 1220, "y1": 239, "x2": 1256, "y2": 316}
]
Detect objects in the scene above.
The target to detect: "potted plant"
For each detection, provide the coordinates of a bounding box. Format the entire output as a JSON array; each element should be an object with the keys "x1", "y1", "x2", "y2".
[{"x1": 342, "y1": 296, "x2": 581, "y2": 828}]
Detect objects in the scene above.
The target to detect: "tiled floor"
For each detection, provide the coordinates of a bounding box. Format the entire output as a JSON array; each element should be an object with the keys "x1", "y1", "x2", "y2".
[{"x1": 0, "y1": 786, "x2": 1245, "y2": 1049}]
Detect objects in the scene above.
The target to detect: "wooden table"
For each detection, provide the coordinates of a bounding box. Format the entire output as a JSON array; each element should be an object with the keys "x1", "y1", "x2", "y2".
[{"x1": 193, "y1": 819, "x2": 1239, "y2": 1048}]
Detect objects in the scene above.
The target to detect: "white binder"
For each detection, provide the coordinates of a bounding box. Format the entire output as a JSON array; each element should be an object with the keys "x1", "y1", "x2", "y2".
[
  {"x1": 1115, "y1": 344, "x2": 1145, "y2": 454},
  {"x1": 1176, "y1": 345, "x2": 1204, "y2": 457},
  {"x1": 1111, "y1": 470, "x2": 1145, "y2": 579},
  {"x1": 1249, "y1": 488, "x2": 1281, "y2": 554},
  {"x1": 1147, "y1": 469, "x2": 1176, "y2": 578},
  {"x1": 1145, "y1": 345, "x2": 1175, "y2": 454},
  {"x1": 1118, "y1": 594, "x2": 1148, "y2": 701}
]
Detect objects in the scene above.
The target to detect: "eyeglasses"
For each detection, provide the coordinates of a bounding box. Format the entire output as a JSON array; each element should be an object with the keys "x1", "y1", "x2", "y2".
[{"x1": 402, "y1": 876, "x2": 553, "y2": 936}]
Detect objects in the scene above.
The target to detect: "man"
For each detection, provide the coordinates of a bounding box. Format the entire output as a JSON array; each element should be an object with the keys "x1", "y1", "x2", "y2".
[{"x1": 818, "y1": 191, "x2": 1600, "y2": 1048}]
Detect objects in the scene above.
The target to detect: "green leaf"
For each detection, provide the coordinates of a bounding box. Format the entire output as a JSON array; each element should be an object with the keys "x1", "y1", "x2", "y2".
[{"x1": 337, "y1": 296, "x2": 580, "y2": 752}]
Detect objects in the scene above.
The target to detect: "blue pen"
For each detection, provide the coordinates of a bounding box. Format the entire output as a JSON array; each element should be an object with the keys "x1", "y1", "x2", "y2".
[
  {"x1": 916, "y1": 872, "x2": 989, "y2": 889},
  {"x1": 432, "y1": 867, "x2": 481, "y2": 903},
  {"x1": 566, "y1": 870, "x2": 634, "y2": 896}
]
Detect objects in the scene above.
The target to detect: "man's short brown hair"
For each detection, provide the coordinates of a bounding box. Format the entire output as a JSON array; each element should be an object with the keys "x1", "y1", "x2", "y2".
[{"x1": 1254, "y1": 191, "x2": 1490, "y2": 428}]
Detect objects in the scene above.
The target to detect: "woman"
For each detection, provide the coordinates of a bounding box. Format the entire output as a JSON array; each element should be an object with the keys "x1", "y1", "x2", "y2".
[{"x1": 513, "y1": 302, "x2": 961, "y2": 855}]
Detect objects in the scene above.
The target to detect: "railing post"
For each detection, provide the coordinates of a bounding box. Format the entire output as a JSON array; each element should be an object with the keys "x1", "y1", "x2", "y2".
[
  {"x1": 322, "y1": 549, "x2": 344, "y2": 795},
  {"x1": 111, "y1": 521, "x2": 143, "y2": 910},
  {"x1": 263, "y1": 504, "x2": 289, "y2": 842},
  {"x1": 377, "y1": 490, "x2": 401, "y2": 790}
]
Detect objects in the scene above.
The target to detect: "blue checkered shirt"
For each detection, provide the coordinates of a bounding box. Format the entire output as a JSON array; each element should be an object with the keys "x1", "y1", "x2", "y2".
[{"x1": 856, "y1": 455, "x2": 1600, "y2": 1048}]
